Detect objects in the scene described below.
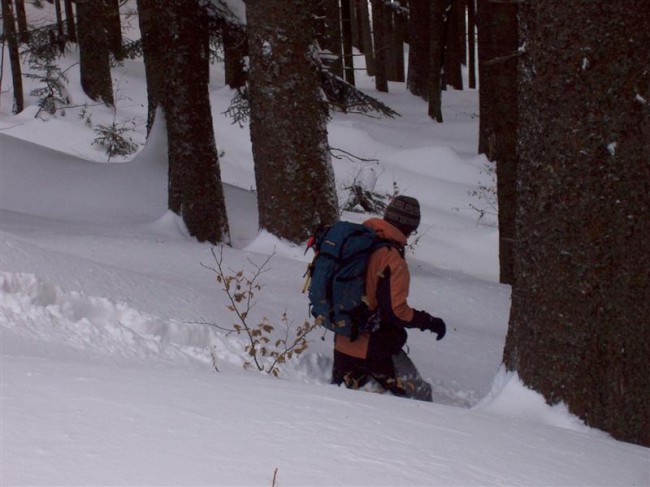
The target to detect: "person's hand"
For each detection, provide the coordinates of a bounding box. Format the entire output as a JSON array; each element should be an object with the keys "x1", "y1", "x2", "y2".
[
  {"x1": 427, "y1": 316, "x2": 446, "y2": 341},
  {"x1": 411, "y1": 310, "x2": 447, "y2": 341}
]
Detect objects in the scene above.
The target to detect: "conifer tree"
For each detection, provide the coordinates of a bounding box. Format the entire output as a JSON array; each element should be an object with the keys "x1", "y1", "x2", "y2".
[
  {"x1": 504, "y1": 0, "x2": 650, "y2": 447},
  {"x1": 1, "y1": 0, "x2": 24, "y2": 112},
  {"x1": 76, "y1": 0, "x2": 113, "y2": 105},
  {"x1": 246, "y1": 0, "x2": 339, "y2": 243}
]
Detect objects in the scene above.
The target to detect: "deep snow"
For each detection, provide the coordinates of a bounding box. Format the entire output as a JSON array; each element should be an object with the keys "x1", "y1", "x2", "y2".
[{"x1": 1, "y1": 2, "x2": 648, "y2": 485}]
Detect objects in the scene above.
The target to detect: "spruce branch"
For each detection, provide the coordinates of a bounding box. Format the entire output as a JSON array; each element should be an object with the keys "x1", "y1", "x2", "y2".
[{"x1": 320, "y1": 71, "x2": 400, "y2": 118}]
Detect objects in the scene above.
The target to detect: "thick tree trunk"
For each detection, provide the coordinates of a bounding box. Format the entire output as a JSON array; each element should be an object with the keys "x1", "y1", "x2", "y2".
[
  {"x1": 504, "y1": 0, "x2": 650, "y2": 447},
  {"x1": 247, "y1": 0, "x2": 339, "y2": 243},
  {"x1": 2, "y1": 0, "x2": 24, "y2": 113},
  {"x1": 76, "y1": 0, "x2": 114, "y2": 105},
  {"x1": 162, "y1": 0, "x2": 229, "y2": 243}
]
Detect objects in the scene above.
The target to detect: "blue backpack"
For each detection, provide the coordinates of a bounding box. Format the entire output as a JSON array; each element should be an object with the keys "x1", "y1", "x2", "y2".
[{"x1": 305, "y1": 221, "x2": 391, "y2": 339}]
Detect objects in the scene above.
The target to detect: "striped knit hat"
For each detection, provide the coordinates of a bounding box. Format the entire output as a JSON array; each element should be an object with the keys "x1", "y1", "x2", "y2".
[{"x1": 384, "y1": 195, "x2": 420, "y2": 237}]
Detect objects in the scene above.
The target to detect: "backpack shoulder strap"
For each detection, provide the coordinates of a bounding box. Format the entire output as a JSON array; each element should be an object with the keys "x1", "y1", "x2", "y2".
[{"x1": 373, "y1": 238, "x2": 405, "y2": 259}]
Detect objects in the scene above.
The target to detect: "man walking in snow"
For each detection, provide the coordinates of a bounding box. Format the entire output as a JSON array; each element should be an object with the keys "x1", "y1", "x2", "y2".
[{"x1": 331, "y1": 195, "x2": 447, "y2": 401}]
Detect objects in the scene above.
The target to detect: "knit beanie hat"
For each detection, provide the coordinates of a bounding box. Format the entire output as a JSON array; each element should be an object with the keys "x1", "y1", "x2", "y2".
[{"x1": 384, "y1": 195, "x2": 421, "y2": 236}]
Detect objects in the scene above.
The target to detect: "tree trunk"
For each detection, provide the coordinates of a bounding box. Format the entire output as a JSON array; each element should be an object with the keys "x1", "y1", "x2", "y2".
[
  {"x1": 348, "y1": 0, "x2": 359, "y2": 52},
  {"x1": 247, "y1": 0, "x2": 339, "y2": 243},
  {"x1": 76, "y1": 0, "x2": 114, "y2": 105},
  {"x1": 104, "y1": 0, "x2": 124, "y2": 60},
  {"x1": 491, "y1": 1, "x2": 518, "y2": 285},
  {"x1": 353, "y1": 0, "x2": 364, "y2": 52},
  {"x1": 64, "y1": 0, "x2": 76, "y2": 43},
  {"x1": 476, "y1": 0, "x2": 493, "y2": 156},
  {"x1": 357, "y1": 0, "x2": 375, "y2": 75},
  {"x1": 2, "y1": 0, "x2": 24, "y2": 113},
  {"x1": 370, "y1": 0, "x2": 389, "y2": 92},
  {"x1": 504, "y1": 0, "x2": 650, "y2": 447},
  {"x1": 223, "y1": 23, "x2": 247, "y2": 89},
  {"x1": 457, "y1": 0, "x2": 467, "y2": 66},
  {"x1": 387, "y1": 9, "x2": 405, "y2": 82},
  {"x1": 14, "y1": 0, "x2": 28, "y2": 43},
  {"x1": 467, "y1": 0, "x2": 476, "y2": 89},
  {"x1": 475, "y1": 0, "x2": 518, "y2": 283},
  {"x1": 444, "y1": 0, "x2": 463, "y2": 90},
  {"x1": 427, "y1": 0, "x2": 445, "y2": 122},
  {"x1": 136, "y1": 0, "x2": 164, "y2": 136},
  {"x1": 319, "y1": 0, "x2": 344, "y2": 79},
  {"x1": 407, "y1": 0, "x2": 430, "y2": 100},
  {"x1": 161, "y1": 0, "x2": 229, "y2": 243},
  {"x1": 340, "y1": 0, "x2": 355, "y2": 85},
  {"x1": 54, "y1": 0, "x2": 66, "y2": 52}
]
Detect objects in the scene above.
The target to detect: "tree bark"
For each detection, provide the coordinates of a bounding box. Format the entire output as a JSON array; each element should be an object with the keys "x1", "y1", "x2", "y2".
[
  {"x1": 318, "y1": 0, "x2": 344, "y2": 79},
  {"x1": 14, "y1": 0, "x2": 29, "y2": 43},
  {"x1": 493, "y1": 2, "x2": 518, "y2": 285},
  {"x1": 407, "y1": 0, "x2": 430, "y2": 99},
  {"x1": 54, "y1": 0, "x2": 66, "y2": 52},
  {"x1": 161, "y1": 0, "x2": 229, "y2": 243},
  {"x1": 2, "y1": 0, "x2": 24, "y2": 113},
  {"x1": 370, "y1": 0, "x2": 389, "y2": 92},
  {"x1": 76, "y1": 0, "x2": 114, "y2": 105},
  {"x1": 427, "y1": 0, "x2": 445, "y2": 122},
  {"x1": 223, "y1": 23, "x2": 247, "y2": 89},
  {"x1": 357, "y1": 0, "x2": 375, "y2": 75},
  {"x1": 476, "y1": 0, "x2": 493, "y2": 156},
  {"x1": 348, "y1": 0, "x2": 359, "y2": 52},
  {"x1": 136, "y1": 0, "x2": 164, "y2": 135},
  {"x1": 64, "y1": 0, "x2": 76, "y2": 43},
  {"x1": 387, "y1": 9, "x2": 405, "y2": 82},
  {"x1": 340, "y1": 0, "x2": 355, "y2": 85},
  {"x1": 104, "y1": 0, "x2": 124, "y2": 60},
  {"x1": 444, "y1": 0, "x2": 464, "y2": 90},
  {"x1": 504, "y1": 0, "x2": 650, "y2": 447},
  {"x1": 247, "y1": 0, "x2": 339, "y2": 243},
  {"x1": 467, "y1": 0, "x2": 476, "y2": 89}
]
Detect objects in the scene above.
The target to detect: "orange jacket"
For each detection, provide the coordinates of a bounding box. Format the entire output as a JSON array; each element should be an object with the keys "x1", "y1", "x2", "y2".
[{"x1": 335, "y1": 218, "x2": 415, "y2": 360}]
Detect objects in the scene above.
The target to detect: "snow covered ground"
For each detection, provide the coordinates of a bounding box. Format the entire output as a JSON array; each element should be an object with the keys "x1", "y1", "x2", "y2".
[{"x1": 1, "y1": 2, "x2": 648, "y2": 485}]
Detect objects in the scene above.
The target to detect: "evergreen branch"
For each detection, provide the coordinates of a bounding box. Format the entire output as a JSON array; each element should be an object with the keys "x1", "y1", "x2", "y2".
[{"x1": 320, "y1": 71, "x2": 400, "y2": 118}]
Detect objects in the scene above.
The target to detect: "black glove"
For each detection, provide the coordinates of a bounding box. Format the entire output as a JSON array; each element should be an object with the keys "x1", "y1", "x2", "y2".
[{"x1": 411, "y1": 310, "x2": 446, "y2": 341}]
